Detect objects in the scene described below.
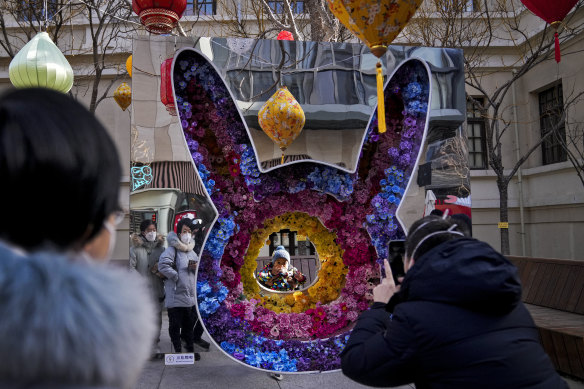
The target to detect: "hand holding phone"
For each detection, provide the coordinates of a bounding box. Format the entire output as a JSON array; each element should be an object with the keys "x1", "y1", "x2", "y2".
[{"x1": 373, "y1": 258, "x2": 400, "y2": 303}]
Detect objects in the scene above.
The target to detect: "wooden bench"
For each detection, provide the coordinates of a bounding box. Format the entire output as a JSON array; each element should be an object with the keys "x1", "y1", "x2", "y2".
[
  {"x1": 508, "y1": 256, "x2": 584, "y2": 379},
  {"x1": 255, "y1": 255, "x2": 320, "y2": 287}
]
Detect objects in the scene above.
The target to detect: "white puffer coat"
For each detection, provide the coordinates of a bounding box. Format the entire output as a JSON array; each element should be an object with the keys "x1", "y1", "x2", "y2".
[{"x1": 158, "y1": 232, "x2": 199, "y2": 308}]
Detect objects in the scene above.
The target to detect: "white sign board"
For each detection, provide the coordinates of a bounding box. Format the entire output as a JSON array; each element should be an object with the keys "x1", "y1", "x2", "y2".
[{"x1": 165, "y1": 353, "x2": 195, "y2": 365}]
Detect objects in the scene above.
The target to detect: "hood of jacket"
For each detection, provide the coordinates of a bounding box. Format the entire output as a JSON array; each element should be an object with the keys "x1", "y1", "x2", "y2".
[
  {"x1": 167, "y1": 231, "x2": 195, "y2": 252},
  {"x1": 399, "y1": 238, "x2": 521, "y2": 315},
  {"x1": 0, "y1": 241, "x2": 155, "y2": 388},
  {"x1": 130, "y1": 232, "x2": 164, "y2": 248}
]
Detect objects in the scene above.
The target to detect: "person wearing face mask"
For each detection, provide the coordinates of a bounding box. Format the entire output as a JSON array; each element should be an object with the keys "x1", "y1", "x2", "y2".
[
  {"x1": 0, "y1": 88, "x2": 156, "y2": 389},
  {"x1": 158, "y1": 218, "x2": 200, "y2": 355},
  {"x1": 130, "y1": 219, "x2": 166, "y2": 358}
]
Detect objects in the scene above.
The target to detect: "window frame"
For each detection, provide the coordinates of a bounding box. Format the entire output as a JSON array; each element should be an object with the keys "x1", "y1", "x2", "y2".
[
  {"x1": 466, "y1": 97, "x2": 488, "y2": 170},
  {"x1": 185, "y1": 0, "x2": 216, "y2": 16},
  {"x1": 539, "y1": 84, "x2": 567, "y2": 165},
  {"x1": 266, "y1": 1, "x2": 305, "y2": 14}
]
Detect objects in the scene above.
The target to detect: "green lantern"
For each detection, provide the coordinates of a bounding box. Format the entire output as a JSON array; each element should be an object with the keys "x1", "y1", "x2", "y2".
[{"x1": 9, "y1": 32, "x2": 74, "y2": 93}]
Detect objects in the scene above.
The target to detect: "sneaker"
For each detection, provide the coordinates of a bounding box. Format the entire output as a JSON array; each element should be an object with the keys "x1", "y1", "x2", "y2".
[
  {"x1": 194, "y1": 338, "x2": 210, "y2": 351},
  {"x1": 269, "y1": 373, "x2": 284, "y2": 381}
]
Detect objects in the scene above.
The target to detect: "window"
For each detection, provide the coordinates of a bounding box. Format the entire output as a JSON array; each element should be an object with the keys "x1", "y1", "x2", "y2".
[
  {"x1": 267, "y1": 1, "x2": 305, "y2": 14},
  {"x1": 16, "y1": 0, "x2": 59, "y2": 22},
  {"x1": 185, "y1": 0, "x2": 216, "y2": 16},
  {"x1": 463, "y1": 0, "x2": 481, "y2": 12},
  {"x1": 539, "y1": 84, "x2": 566, "y2": 165},
  {"x1": 466, "y1": 97, "x2": 487, "y2": 169}
]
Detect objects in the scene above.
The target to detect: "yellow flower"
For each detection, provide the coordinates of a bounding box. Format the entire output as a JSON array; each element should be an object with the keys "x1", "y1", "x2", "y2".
[{"x1": 284, "y1": 294, "x2": 296, "y2": 306}]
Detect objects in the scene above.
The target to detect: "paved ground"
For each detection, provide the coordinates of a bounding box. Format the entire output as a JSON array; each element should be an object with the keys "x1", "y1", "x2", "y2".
[
  {"x1": 133, "y1": 314, "x2": 413, "y2": 389},
  {"x1": 134, "y1": 313, "x2": 584, "y2": 389}
]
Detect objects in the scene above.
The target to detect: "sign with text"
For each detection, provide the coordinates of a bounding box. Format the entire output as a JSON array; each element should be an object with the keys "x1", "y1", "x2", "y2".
[
  {"x1": 165, "y1": 353, "x2": 195, "y2": 365},
  {"x1": 498, "y1": 222, "x2": 509, "y2": 229}
]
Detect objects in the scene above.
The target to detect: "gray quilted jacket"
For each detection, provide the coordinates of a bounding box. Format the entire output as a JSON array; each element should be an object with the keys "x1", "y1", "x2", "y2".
[{"x1": 158, "y1": 232, "x2": 198, "y2": 308}]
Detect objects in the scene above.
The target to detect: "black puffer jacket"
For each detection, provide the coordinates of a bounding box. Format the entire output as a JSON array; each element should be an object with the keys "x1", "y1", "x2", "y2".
[{"x1": 341, "y1": 238, "x2": 567, "y2": 389}]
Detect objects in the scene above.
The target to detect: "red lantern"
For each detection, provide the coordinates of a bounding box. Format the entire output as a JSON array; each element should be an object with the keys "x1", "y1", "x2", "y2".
[
  {"x1": 277, "y1": 30, "x2": 294, "y2": 41},
  {"x1": 521, "y1": 0, "x2": 578, "y2": 62},
  {"x1": 132, "y1": 0, "x2": 187, "y2": 34},
  {"x1": 160, "y1": 57, "x2": 176, "y2": 116}
]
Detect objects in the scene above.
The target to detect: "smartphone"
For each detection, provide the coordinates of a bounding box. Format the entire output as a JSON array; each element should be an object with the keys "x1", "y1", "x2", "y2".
[
  {"x1": 387, "y1": 240, "x2": 405, "y2": 284},
  {"x1": 188, "y1": 260, "x2": 197, "y2": 267}
]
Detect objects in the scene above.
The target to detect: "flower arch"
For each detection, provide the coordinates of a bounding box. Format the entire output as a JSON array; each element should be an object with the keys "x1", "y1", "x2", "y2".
[{"x1": 173, "y1": 48, "x2": 431, "y2": 372}]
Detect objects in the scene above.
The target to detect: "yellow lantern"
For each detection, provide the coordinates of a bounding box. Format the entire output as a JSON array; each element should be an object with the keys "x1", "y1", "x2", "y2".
[
  {"x1": 258, "y1": 86, "x2": 305, "y2": 164},
  {"x1": 326, "y1": 0, "x2": 424, "y2": 133},
  {"x1": 126, "y1": 55, "x2": 132, "y2": 77},
  {"x1": 114, "y1": 82, "x2": 132, "y2": 111},
  {"x1": 9, "y1": 32, "x2": 74, "y2": 93}
]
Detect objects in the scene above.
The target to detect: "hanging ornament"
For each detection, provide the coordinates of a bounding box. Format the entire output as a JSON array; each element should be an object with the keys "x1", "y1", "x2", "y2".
[
  {"x1": 126, "y1": 55, "x2": 133, "y2": 77},
  {"x1": 520, "y1": 0, "x2": 578, "y2": 63},
  {"x1": 258, "y1": 86, "x2": 305, "y2": 164},
  {"x1": 277, "y1": 30, "x2": 294, "y2": 41},
  {"x1": 326, "y1": 0, "x2": 423, "y2": 134},
  {"x1": 131, "y1": 165, "x2": 153, "y2": 191},
  {"x1": 132, "y1": 0, "x2": 187, "y2": 34},
  {"x1": 160, "y1": 57, "x2": 177, "y2": 116},
  {"x1": 8, "y1": 32, "x2": 74, "y2": 93},
  {"x1": 114, "y1": 82, "x2": 132, "y2": 111}
]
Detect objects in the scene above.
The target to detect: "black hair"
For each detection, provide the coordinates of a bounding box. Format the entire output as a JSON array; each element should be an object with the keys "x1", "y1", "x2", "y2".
[
  {"x1": 0, "y1": 88, "x2": 121, "y2": 251},
  {"x1": 139, "y1": 219, "x2": 156, "y2": 233},
  {"x1": 405, "y1": 215, "x2": 464, "y2": 261},
  {"x1": 176, "y1": 218, "x2": 193, "y2": 234},
  {"x1": 450, "y1": 213, "x2": 472, "y2": 237},
  {"x1": 429, "y1": 209, "x2": 444, "y2": 217}
]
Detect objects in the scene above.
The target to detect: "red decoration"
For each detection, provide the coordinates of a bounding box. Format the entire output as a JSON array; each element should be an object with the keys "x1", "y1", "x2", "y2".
[
  {"x1": 132, "y1": 0, "x2": 187, "y2": 34},
  {"x1": 277, "y1": 30, "x2": 294, "y2": 41},
  {"x1": 521, "y1": 0, "x2": 578, "y2": 62},
  {"x1": 160, "y1": 57, "x2": 176, "y2": 116}
]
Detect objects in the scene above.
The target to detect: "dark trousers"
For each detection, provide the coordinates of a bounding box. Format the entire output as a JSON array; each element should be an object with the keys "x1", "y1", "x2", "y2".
[{"x1": 167, "y1": 307, "x2": 194, "y2": 352}]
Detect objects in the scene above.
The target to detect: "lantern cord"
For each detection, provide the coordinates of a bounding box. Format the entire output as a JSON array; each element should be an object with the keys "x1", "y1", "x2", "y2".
[
  {"x1": 43, "y1": 0, "x2": 48, "y2": 31},
  {"x1": 376, "y1": 61, "x2": 386, "y2": 134}
]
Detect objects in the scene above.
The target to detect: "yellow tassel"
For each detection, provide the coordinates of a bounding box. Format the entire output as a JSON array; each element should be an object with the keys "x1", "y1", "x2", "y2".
[
  {"x1": 281, "y1": 152, "x2": 284, "y2": 165},
  {"x1": 376, "y1": 61, "x2": 386, "y2": 134}
]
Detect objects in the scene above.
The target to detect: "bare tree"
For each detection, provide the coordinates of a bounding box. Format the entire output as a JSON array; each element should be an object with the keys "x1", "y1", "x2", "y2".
[
  {"x1": 560, "y1": 109, "x2": 584, "y2": 186},
  {"x1": 404, "y1": 0, "x2": 584, "y2": 254},
  {"x1": 0, "y1": 0, "x2": 70, "y2": 58},
  {"x1": 203, "y1": 0, "x2": 349, "y2": 41},
  {"x1": 0, "y1": 0, "x2": 139, "y2": 113}
]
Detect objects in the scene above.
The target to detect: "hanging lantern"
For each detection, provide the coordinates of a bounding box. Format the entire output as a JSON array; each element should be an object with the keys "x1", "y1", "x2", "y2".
[
  {"x1": 277, "y1": 30, "x2": 294, "y2": 41},
  {"x1": 114, "y1": 82, "x2": 132, "y2": 111},
  {"x1": 126, "y1": 55, "x2": 133, "y2": 77},
  {"x1": 520, "y1": 0, "x2": 578, "y2": 63},
  {"x1": 258, "y1": 86, "x2": 305, "y2": 164},
  {"x1": 9, "y1": 32, "x2": 74, "y2": 93},
  {"x1": 326, "y1": 0, "x2": 423, "y2": 134},
  {"x1": 160, "y1": 57, "x2": 176, "y2": 116},
  {"x1": 132, "y1": 0, "x2": 187, "y2": 34}
]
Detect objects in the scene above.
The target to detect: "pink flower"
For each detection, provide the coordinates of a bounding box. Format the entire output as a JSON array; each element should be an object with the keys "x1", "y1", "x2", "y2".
[{"x1": 270, "y1": 325, "x2": 280, "y2": 337}]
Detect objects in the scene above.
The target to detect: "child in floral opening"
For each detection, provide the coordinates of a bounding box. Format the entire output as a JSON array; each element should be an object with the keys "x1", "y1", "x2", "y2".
[{"x1": 257, "y1": 246, "x2": 306, "y2": 291}]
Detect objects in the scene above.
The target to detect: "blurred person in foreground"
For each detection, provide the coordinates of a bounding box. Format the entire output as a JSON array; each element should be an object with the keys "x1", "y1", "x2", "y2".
[
  {"x1": 341, "y1": 215, "x2": 567, "y2": 388},
  {"x1": 130, "y1": 219, "x2": 166, "y2": 359},
  {"x1": 0, "y1": 88, "x2": 155, "y2": 388}
]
